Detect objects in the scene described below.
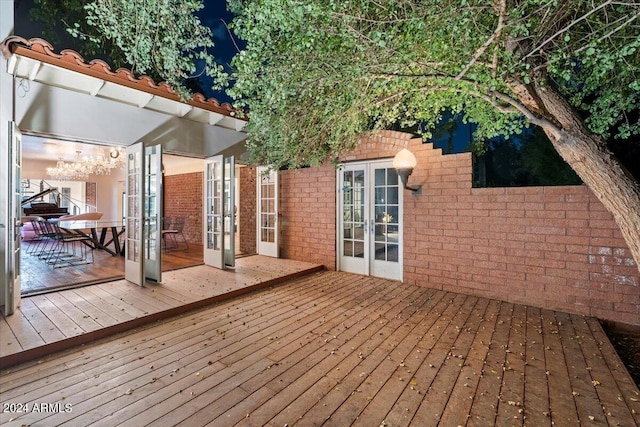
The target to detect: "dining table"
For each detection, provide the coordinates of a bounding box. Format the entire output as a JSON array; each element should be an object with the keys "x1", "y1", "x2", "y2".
[{"x1": 57, "y1": 219, "x2": 126, "y2": 256}]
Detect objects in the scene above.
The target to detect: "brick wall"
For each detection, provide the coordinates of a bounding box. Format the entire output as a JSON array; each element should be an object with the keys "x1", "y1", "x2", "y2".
[
  {"x1": 85, "y1": 182, "x2": 96, "y2": 209},
  {"x1": 164, "y1": 172, "x2": 203, "y2": 245},
  {"x1": 239, "y1": 166, "x2": 257, "y2": 254},
  {"x1": 279, "y1": 166, "x2": 337, "y2": 269},
  {"x1": 276, "y1": 130, "x2": 639, "y2": 326}
]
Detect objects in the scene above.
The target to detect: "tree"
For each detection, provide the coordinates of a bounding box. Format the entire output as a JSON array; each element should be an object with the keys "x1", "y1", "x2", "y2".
[
  {"x1": 31, "y1": 0, "x2": 132, "y2": 73},
  {"x1": 225, "y1": 0, "x2": 640, "y2": 272},
  {"x1": 69, "y1": 0, "x2": 228, "y2": 99},
  {"x1": 77, "y1": 0, "x2": 640, "y2": 271}
]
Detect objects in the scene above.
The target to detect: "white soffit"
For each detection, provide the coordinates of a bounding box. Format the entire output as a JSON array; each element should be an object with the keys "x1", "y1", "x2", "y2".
[{"x1": 8, "y1": 53, "x2": 247, "y2": 132}]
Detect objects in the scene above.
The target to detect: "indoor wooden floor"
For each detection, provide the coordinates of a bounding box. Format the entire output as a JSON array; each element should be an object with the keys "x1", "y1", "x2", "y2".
[
  {"x1": 1, "y1": 271, "x2": 638, "y2": 426},
  {"x1": 20, "y1": 241, "x2": 205, "y2": 295}
]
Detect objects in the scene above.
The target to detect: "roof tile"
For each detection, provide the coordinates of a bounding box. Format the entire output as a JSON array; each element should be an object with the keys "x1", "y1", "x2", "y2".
[{"x1": 1, "y1": 36, "x2": 241, "y2": 118}]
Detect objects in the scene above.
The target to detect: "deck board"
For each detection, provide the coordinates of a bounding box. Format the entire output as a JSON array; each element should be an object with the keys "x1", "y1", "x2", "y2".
[
  {"x1": 18, "y1": 298, "x2": 67, "y2": 344},
  {"x1": 556, "y1": 311, "x2": 606, "y2": 425},
  {"x1": 522, "y1": 306, "x2": 552, "y2": 427},
  {"x1": 289, "y1": 287, "x2": 438, "y2": 426},
  {"x1": 57, "y1": 288, "x2": 122, "y2": 327},
  {"x1": 0, "y1": 256, "x2": 322, "y2": 367},
  {"x1": 467, "y1": 301, "x2": 513, "y2": 426},
  {"x1": 374, "y1": 291, "x2": 460, "y2": 427},
  {"x1": 437, "y1": 299, "x2": 501, "y2": 427},
  {"x1": 41, "y1": 292, "x2": 103, "y2": 334},
  {"x1": 573, "y1": 315, "x2": 640, "y2": 426},
  {"x1": 541, "y1": 308, "x2": 581, "y2": 426},
  {"x1": 28, "y1": 294, "x2": 85, "y2": 338},
  {"x1": 101, "y1": 274, "x2": 346, "y2": 427},
  {"x1": 408, "y1": 295, "x2": 480, "y2": 426},
  {"x1": 495, "y1": 303, "x2": 527, "y2": 426},
  {"x1": 1, "y1": 270, "x2": 638, "y2": 427}
]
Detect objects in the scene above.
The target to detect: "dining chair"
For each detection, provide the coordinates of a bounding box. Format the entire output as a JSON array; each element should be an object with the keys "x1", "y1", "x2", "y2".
[
  {"x1": 30, "y1": 218, "x2": 57, "y2": 258},
  {"x1": 164, "y1": 216, "x2": 189, "y2": 250},
  {"x1": 47, "y1": 221, "x2": 95, "y2": 268}
]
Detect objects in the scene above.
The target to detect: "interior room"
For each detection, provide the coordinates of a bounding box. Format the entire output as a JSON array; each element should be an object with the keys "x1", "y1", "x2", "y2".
[{"x1": 19, "y1": 134, "x2": 245, "y2": 295}]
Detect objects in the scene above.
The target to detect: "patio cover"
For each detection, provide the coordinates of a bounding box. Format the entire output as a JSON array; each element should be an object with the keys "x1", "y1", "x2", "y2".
[{"x1": 1, "y1": 37, "x2": 248, "y2": 157}]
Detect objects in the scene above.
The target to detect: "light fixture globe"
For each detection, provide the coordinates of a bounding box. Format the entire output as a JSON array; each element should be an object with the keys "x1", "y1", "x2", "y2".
[
  {"x1": 393, "y1": 148, "x2": 421, "y2": 193},
  {"x1": 392, "y1": 148, "x2": 417, "y2": 169}
]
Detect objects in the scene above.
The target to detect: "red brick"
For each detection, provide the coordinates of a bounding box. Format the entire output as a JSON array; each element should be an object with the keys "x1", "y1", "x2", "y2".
[
  {"x1": 271, "y1": 130, "x2": 638, "y2": 327},
  {"x1": 165, "y1": 171, "x2": 204, "y2": 245}
]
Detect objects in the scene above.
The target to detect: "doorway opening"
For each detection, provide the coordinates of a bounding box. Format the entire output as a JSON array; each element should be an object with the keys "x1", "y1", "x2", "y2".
[{"x1": 19, "y1": 138, "x2": 207, "y2": 295}]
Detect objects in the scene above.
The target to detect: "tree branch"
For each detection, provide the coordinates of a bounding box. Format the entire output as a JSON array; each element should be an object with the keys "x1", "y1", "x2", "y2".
[
  {"x1": 490, "y1": 0, "x2": 507, "y2": 78},
  {"x1": 574, "y1": 10, "x2": 640, "y2": 54},
  {"x1": 523, "y1": 0, "x2": 614, "y2": 60},
  {"x1": 487, "y1": 89, "x2": 562, "y2": 136},
  {"x1": 457, "y1": 0, "x2": 506, "y2": 80}
]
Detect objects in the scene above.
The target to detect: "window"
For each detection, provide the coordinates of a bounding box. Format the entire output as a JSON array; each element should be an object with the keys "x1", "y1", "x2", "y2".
[{"x1": 60, "y1": 187, "x2": 71, "y2": 208}]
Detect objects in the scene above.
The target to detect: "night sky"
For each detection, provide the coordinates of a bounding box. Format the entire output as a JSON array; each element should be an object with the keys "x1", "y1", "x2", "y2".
[{"x1": 196, "y1": 0, "x2": 242, "y2": 103}]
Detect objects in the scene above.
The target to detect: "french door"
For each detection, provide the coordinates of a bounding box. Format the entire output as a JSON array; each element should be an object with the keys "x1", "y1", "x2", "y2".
[
  {"x1": 1, "y1": 122, "x2": 22, "y2": 315},
  {"x1": 337, "y1": 160, "x2": 403, "y2": 281},
  {"x1": 144, "y1": 144, "x2": 162, "y2": 282},
  {"x1": 204, "y1": 155, "x2": 235, "y2": 269},
  {"x1": 125, "y1": 142, "x2": 162, "y2": 285},
  {"x1": 256, "y1": 166, "x2": 279, "y2": 257}
]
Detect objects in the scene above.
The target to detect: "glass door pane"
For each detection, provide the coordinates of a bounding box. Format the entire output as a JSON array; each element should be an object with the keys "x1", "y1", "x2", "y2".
[
  {"x1": 338, "y1": 164, "x2": 368, "y2": 275},
  {"x1": 204, "y1": 155, "x2": 224, "y2": 268},
  {"x1": 224, "y1": 156, "x2": 235, "y2": 267},
  {"x1": 370, "y1": 163, "x2": 402, "y2": 280},
  {"x1": 257, "y1": 166, "x2": 278, "y2": 257},
  {"x1": 144, "y1": 144, "x2": 162, "y2": 283},
  {"x1": 11, "y1": 123, "x2": 21, "y2": 308},
  {"x1": 373, "y1": 167, "x2": 399, "y2": 262},
  {"x1": 125, "y1": 142, "x2": 144, "y2": 285}
]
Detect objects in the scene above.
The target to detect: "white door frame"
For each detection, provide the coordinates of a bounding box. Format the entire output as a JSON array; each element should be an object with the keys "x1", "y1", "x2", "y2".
[
  {"x1": 203, "y1": 155, "x2": 236, "y2": 269},
  {"x1": 204, "y1": 155, "x2": 224, "y2": 269},
  {"x1": 224, "y1": 156, "x2": 236, "y2": 268},
  {"x1": 125, "y1": 142, "x2": 163, "y2": 285},
  {"x1": 337, "y1": 159, "x2": 403, "y2": 281},
  {"x1": 125, "y1": 142, "x2": 144, "y2": 285},
  {"x1": 144, "y1": 144, "x2": 162, "y2": 283},
  {"x1": 256, "y1": 166, "x2": 279, "y2": 257},
  {"x1": 1, "y1": 122, "x2": 22, "y2": 315}
]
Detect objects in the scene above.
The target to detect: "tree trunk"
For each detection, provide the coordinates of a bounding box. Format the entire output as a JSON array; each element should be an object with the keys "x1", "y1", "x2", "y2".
[{"x1": 526, "y1": 84, "x2": 640, "y2": 273}]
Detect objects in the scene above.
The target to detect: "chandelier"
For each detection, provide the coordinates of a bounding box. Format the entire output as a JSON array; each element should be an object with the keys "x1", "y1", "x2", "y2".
[{"x1": 46, "y1": 147, "x2": 126, "y2": 181}]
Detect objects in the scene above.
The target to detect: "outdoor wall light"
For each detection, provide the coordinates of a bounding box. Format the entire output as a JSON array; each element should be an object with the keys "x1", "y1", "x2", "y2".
[{"x1": 393, "y1": 148, "x2": 422, "y2": 194}]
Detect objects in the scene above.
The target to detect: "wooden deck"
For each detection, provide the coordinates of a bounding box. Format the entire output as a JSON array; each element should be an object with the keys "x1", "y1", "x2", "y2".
[
  {"x1": 1, "y1": 271, "x2": 638, "y2": 426},
  {"x1": 0, "y1": 256, "x2": 323, "y2": 368}
]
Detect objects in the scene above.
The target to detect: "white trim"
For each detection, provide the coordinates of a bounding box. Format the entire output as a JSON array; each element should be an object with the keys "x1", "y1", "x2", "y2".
[
  {"x1": 203, "y1": 155, "x2": 224, "y2": 269},
  {"x1": 256, "y1": 166, "x2": 279, "y2": 257},
  {"x1": 125, "y1": 142, "x2": 144, "y2": 286}
]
